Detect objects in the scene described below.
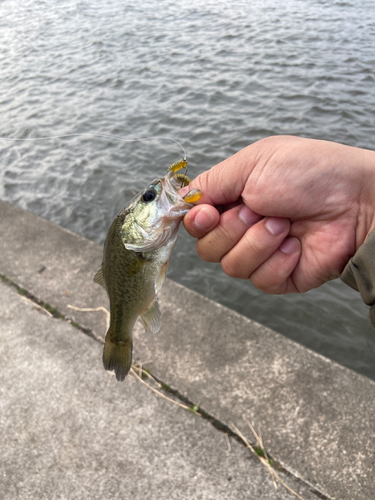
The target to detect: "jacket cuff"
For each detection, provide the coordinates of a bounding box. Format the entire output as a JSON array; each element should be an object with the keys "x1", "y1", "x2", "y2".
[{"x1": 341, "y1": 229, "x2": 375, "y2": 326}]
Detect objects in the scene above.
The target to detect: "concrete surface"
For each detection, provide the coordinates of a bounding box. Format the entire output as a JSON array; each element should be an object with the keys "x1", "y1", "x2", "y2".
[
  {"x1": 1, "y1": 199, "x2": 374, "y2": 499},
  {"x1": 0, "y1": 281, "x2": 315, "y2": 500}
]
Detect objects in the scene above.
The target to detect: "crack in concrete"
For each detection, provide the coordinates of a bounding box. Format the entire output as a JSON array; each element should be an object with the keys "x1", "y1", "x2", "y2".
[{"x1": 1, "y1": 273, "x2": 331, "y2": 500}]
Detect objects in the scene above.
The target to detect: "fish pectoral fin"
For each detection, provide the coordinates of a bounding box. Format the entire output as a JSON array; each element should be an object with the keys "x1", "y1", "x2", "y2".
[
  {"x1": 126, "y1": 253, "x2": 148, "y2": 276},
  {"x1": 140, "y1": 299, "x2": 161, "y2": 335},
  {"x1": 94, "y1": 265, "x2": 106, "y2": 289},
  {"x1": 155, "y1": 261, "x2": 169, "y2": 294}
]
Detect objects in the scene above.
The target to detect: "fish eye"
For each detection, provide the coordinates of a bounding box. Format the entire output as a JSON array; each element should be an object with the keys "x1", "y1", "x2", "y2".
[{"x1": 142, "y1": 188, "x2": 157, "y2": 203}]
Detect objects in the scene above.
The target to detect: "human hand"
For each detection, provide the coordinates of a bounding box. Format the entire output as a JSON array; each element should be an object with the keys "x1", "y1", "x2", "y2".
[{"x1": 180, "y1": 136, "x2": 375, "y2": 294}]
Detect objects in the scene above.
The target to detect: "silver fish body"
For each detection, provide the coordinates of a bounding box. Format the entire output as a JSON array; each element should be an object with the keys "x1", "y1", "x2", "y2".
[{"x1": 94, "y1": 166, "x2": 200, "y2": 381}]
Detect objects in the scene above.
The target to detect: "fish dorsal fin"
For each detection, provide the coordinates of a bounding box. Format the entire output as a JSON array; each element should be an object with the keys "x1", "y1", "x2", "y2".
[
  {"x1": 94, "y1": 265, "x2": 106, "y2": 289},
  {"x1": 140, "y1": 299, "x2": 161, "y2": 335}
]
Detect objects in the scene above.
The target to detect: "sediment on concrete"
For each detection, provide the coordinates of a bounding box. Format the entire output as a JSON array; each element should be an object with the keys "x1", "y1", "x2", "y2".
[{"x1": 1, "y1": 199, "x2": 374, "y2": 500}]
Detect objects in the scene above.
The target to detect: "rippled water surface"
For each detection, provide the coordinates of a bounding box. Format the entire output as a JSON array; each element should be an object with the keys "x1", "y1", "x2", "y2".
[{"x1": 1, "y1": 0, "x2": 375, "y2": 378}]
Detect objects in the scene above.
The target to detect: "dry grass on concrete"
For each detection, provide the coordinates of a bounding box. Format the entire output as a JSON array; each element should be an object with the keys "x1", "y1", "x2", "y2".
[{"x1": 68, "y1": 303, "x2": 306, "y2": 500}]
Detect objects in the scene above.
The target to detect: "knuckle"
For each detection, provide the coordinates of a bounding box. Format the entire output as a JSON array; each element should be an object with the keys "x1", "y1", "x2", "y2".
[
  {"x1": 247, "y1": 237, "x2": 264, "y2": 255},
  {"x1": 250, "y1": 259, "x2": 290, "y2": 294},
  {"x1": 251, "y1": 275, "x2": 287, "y2": 295},
  {"x1": 221, "y1": 256, "x2": 244, "y2": 279},
  {"x1": 196, "y1": 240, "x2": 219, "y2": 263}
]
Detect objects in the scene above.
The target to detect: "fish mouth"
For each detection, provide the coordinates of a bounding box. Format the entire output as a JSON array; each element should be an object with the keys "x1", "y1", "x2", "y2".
[
  {"x1": 161, "y1": 171, "x2": 193, "y2": 217},
  {"x1": 165, "y1": 170, "x2": 188, "y2": 191}
]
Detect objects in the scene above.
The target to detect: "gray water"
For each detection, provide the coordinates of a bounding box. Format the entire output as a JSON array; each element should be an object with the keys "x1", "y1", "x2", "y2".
[{"x1": 1, "y1": 0, "x2": 375, "y2": 378}]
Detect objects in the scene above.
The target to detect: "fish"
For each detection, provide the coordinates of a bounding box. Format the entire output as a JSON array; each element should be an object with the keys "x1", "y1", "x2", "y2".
[{"x1": 94, "y1": 159, "x2": 201, "y2": 381}]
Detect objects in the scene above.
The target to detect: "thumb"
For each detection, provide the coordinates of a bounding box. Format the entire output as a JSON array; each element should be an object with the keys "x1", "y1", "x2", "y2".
[{"x1": 181, "y1": 146, "x2": 255, "y2": 206}]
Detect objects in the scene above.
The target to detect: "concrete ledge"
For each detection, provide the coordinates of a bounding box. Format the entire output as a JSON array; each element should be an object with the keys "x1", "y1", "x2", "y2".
[
  {"x1": 1, "y1": 199, "x2": 374, "y2": 499},
  {"x1": 2, "y1": 280, "x2": 317, "y2": 500}
]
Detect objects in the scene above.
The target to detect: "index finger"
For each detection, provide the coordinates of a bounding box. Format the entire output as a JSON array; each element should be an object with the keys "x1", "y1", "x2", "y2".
[{"x1": 182, "y1": 204, "x2": 220, "y2": 238}]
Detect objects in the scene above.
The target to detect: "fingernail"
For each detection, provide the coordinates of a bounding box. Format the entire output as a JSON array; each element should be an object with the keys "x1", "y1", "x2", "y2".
[
  {"x1": 280, "y1": 237, "x2": 299, "y2": 255},
  {"x1": 178, "y1": 186, "x2": 190, "y2": 198},
  {"x1": 193, "y1": 208, "x2": 215, "y2": 230},
  {"x1": 265, "y1": 217, "x2": 289, "y2": 235},
  {"x1": 238, "y1": 205, "x2": 256, "y2": 226}
]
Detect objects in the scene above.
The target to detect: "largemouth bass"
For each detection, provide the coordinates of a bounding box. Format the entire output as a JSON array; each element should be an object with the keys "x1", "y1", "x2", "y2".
[{"x1": 94, "y1": 159, "x2": 201, "y2": 381}]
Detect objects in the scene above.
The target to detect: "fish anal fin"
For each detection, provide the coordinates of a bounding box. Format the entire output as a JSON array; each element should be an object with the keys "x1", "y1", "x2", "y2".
[
  {"x1": 141, "y1": 299, "x2": 161, "y2": 335},
  {"x1": 102, "y1": 333, "x2": 132, "y2": 381},
  {"x1": 94, "y1": 265, "x2": 106, "y2": 289}
]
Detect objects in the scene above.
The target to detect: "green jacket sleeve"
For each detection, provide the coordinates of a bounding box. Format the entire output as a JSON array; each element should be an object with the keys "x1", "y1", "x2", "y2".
[{"x1": 341, "y1": 229, "x2": 375, "y2": 327}]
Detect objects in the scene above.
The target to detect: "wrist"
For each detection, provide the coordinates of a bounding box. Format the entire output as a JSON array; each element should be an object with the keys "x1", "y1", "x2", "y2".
[{"x1": 356, "y1": 147, "x2": 375, "y2": 249}]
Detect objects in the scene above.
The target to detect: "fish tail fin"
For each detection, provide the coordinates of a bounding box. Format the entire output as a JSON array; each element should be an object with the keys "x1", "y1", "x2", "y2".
[{"x1": 102, "y1": 333, "x2": 133, "y2": 382}]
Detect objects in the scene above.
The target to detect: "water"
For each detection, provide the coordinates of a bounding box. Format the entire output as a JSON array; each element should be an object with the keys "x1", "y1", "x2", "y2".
[{"x1": 1, "y1": 0, "x2": 375, "y2": 378}]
